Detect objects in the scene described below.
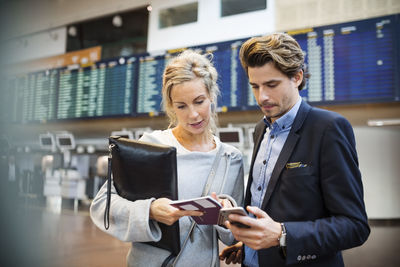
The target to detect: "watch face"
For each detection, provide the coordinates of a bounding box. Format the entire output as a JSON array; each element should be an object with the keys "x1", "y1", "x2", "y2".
[
  {"x1": 280, "y1": 223, "x2": 287, "y2": 247},
  {"x1": 280, "y1": 233, "x2": 286, "y2": 247}
]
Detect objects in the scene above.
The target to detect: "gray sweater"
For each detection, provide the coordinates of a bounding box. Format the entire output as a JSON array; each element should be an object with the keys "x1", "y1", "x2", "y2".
[{"x1": 90, "y1": 130, "x2": 244, "y2": 267}]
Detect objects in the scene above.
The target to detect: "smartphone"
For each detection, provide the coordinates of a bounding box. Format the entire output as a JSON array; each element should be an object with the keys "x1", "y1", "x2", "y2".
[{"x1": 218, "y1": 207, "x2": 250, "y2": 228}]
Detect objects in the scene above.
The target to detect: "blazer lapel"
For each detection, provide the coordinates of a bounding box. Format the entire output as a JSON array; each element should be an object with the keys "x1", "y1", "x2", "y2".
[
  {"x1": 244, "y1": 120, "x2": 267, "y2": 206},
  {"x1": 250, "y1": 121, "x2": 267, "y2": 171},
  {"x1": 260, "y1": 101, "x2": 312, "y2": 210}
]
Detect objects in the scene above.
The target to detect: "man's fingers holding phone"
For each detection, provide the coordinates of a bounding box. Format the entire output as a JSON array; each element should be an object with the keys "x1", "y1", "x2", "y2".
[{"x1": 221, "y1": 207, "x2": 251, "y2": 228}]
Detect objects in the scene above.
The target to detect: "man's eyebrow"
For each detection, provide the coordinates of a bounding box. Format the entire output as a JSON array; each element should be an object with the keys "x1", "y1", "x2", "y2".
[{"x1": 250, "y1": 80, "x2": 280, "y2": 86}]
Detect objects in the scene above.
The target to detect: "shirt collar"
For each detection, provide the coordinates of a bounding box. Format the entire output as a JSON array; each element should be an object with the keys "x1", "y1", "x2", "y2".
[{"x1": 263, "y1": 97, "x2": 302, "y2": 130}]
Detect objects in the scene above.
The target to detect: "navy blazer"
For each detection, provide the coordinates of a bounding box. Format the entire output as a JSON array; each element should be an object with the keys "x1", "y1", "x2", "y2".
[{"x1": 244, "y1": 101, "x2": 370, "y2": 266}]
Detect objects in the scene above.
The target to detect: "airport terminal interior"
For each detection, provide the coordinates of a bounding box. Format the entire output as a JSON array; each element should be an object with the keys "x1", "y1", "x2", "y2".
[{"x1": 0, "y1": 0, "x2": 400, "y2": 266}]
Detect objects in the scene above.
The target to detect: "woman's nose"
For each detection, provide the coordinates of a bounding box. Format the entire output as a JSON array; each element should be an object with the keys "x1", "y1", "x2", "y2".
[{"x1": 188, "y1": 106, "x2": 199, "y2": 118}]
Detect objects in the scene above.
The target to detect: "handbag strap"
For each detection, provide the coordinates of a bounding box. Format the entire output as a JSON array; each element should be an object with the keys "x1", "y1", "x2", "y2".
[
  {"x1": 166, "y1": 144, "x2": 224, "y2": 267},
  {"x1": 104, "y1": 143, "x2": 115, "y2": 230},
  {"x1": 202, "y1": 145, "x2": 224, "y2": 196},
  {"x1": 218, "y1": 152, "x2": 232, "y2": 194}
]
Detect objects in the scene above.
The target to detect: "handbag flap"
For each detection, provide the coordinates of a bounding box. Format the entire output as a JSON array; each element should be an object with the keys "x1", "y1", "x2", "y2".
[
  {"x1": 107, "y1": 136, "x2": 180, "y2": 255},
  {"x1": 110, "y1": 137, "x2": 178, "y2": 201}
]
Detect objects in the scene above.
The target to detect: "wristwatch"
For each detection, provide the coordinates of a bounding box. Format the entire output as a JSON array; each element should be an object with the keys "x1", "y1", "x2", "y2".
[
  {"x1": 279, "y1": 223, "x2": 287, "y2": 247},
  {"x1": 279, "y1": 223, "x2": 287, "y2": 258}
]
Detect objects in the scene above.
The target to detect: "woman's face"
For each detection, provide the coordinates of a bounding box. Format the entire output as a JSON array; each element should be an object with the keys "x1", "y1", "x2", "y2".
[{"x1": 170, "y1": 78, "x2": 212, "y2": 136}]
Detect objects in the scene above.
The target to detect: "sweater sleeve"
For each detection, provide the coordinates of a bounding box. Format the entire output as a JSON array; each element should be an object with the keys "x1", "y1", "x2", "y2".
[{"x1": 90, "y1": 180, "x2": 162, "y2": 243}]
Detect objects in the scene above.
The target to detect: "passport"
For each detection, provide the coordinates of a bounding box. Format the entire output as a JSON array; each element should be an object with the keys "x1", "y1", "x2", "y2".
[{"x1": 171, "y1": 196, "x2": 248, "y2": 226}]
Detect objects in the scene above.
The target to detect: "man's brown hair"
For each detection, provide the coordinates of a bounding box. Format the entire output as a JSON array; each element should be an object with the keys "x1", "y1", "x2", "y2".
[{"x1": 239, "y1": 33, "x2": 309, "y2": 90}]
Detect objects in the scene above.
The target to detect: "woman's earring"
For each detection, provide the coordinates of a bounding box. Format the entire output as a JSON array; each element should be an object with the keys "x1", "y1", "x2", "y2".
[{"x1": 211, "y1": 102, "x2": 216, "y2": 112}]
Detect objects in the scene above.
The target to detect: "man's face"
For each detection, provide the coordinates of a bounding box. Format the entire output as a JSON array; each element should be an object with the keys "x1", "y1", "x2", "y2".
[{"x1": 248, "y1": 62, "x2": 302, "y2": 123}]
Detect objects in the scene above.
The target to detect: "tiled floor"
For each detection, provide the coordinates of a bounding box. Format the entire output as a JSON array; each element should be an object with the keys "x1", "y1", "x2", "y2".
[
  {"x1": 40, "y1": 210, "x2": 130, "y2": 267},
  {"x1": 3, "y1": 203, "x2": 400, "y2": 267}
]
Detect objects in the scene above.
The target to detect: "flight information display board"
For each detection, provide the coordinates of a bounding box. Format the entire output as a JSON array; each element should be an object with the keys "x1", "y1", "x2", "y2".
[
  {"x1": 1, "y1": 14, "x2": 398, "y2": 124},
  {"x1": 136, "y1": 55, "x2": 169, "y2": 115},
  {"x1": 134, "y1": 45, "x2": 250, "y2": 114},
  {"x1": 3, "y1": 71, "x2": 58, "y2": 123},
  {"x1": 288, "y1": 15, "x2": 399, "y2": 105},
  {"x1": 2, "y1": 75, "x2": 32, "y2": 123},
  {"x1": 198, "y1": 40, "x2": 250, "y2": 111},
  {"x1": 31, "y1": 69, "x2": 58, "y2": 121},
  {"x1": 57, "y1": 56, "x2": 137, "y2": 119}
]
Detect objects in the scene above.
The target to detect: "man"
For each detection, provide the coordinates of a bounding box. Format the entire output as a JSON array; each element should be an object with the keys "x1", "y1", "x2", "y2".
[{"x1": 220, "y1": 33, "x2": 370, "y2": 266}]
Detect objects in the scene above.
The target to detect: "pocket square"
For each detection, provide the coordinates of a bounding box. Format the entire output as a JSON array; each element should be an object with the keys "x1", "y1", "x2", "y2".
[{"x1": 286, "y1": 162, "x2": 308, "y2": 169}]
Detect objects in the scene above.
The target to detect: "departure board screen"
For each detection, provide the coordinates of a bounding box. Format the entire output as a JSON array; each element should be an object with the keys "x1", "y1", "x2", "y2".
[
  {"x1": 136, "y1": 55, "x2": 169, "y2": 114},
  {"x1": 18, "y1": 75, "x2": 34, "y2": 122},
  {"x1": 2, "y1": 75, "x2": 33, "y2": 123},
  {"x1": 192, "y1": 39, "x2": 249, "y2": 111},
  {"x1": 4, "y1": 71, "x2": 58, "y2": 123},
  {"x1": 5, "y1": 69, "x2": 59, "y2": 123},
  {"x1": 1, "y1": 14, "x2": 398, "y2": 124},
  {"x1": 190, "y1": 15, "x2": 399, "y2": 109},
  {"x1": 31, "y1": 70, "x2": 58, "y2": 121},
  {"x1": 57, "y1": 57, "x2": 137, "y2": 119},
  {"x1": 204, "y1": 40, "x2": 248, "y2": 111},
  {"x1": 1, "y1": 78, "x2": 18, "y2": 123},
  {"x1": 289, "y1": 15, "x2": 399, "y2": 105}
]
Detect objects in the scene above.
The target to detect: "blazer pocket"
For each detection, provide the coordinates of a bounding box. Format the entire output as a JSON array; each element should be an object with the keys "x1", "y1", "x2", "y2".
[{"x1": 282, "y1": 165, "x2": 313, "y2": 178}]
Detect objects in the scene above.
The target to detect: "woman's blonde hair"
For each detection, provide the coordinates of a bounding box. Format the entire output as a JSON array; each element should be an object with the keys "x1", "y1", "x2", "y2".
[{"x1": 162, "y1": 49, "x2": 220, "y2": 132}]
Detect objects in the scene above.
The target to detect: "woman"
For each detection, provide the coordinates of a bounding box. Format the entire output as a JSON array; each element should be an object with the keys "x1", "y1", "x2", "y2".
[{"x1": 90, "y1": 50, "x2": 244, "y2": 267}]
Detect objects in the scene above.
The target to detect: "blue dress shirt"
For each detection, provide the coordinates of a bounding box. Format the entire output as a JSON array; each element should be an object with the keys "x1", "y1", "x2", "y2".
[{"x1": 243, "y1": 98, "x2": 301, "y2": 267}]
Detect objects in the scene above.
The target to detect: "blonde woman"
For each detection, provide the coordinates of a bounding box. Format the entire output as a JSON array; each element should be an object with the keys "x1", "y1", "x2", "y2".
[{"x1": 90, "y1": 50, "x2": 244, "y2": 267}]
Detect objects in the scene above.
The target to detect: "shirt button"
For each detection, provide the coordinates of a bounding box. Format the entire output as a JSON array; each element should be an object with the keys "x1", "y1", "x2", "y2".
[
  {"x1": 307, "y1": 255, "x2": 311, "y2": 260},
  {"x1": 270, "y1": 135, "x2": 275, "y2": 139},
  {"x1": 263, "y1": 160, "x2": 267, "y2": 165},
  {"x1": 302, "y1": 256, "x2": 306, "y2": 261},
  {"x1": 257, "y1": 186, "x2": 262, "y2": 191},
  {"x1": 297, "y1": 255, "x2": 302, "y2": 261},
  {"x1": 311, "y1": 255, "x2": 316, "y2": 259}
]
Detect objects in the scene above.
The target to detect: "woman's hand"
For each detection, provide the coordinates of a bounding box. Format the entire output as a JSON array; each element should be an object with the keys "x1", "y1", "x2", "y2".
[
  {"x1": 211, "y1": 192, "x2": 233, "y2": 208},
  {"x1": 150, "y1": 198, "x2": 203, "y2": 225},
  {"x1": 219, "y1": 241, "x2": 243, "y2": 264}
]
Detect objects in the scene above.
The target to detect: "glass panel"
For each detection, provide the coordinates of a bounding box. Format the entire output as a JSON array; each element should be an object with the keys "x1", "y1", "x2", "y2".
[
  {"x1": 221, "y1": 0, "x2": 266, "y2": 17},
  {"x1": 66, "y1": 7, "x2": 149, "y2": 58},
  {"x1": 159, "y1": 2, "x2": 198, "y2": 29}
]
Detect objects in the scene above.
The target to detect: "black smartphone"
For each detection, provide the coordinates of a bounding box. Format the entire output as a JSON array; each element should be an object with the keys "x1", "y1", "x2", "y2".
[{"x1": 218, "y1": 207, "x2": 250, "y2": 228}]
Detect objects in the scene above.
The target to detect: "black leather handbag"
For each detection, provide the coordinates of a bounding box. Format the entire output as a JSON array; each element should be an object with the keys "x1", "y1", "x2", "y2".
[{"x1": 104, "y1": 136, "x2": 180, "y2": 256}]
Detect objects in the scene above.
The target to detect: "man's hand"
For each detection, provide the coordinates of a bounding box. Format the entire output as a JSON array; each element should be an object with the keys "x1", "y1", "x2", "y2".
[
  {"x1": 219, "y1": 241, "x2": 243, "y2": 264},
  {"x1": 226, "y1": 206, "x2": 281, "y2": 250},
  {"x1": 150, "y1": 198, "x2": 203, "y2": 225}
]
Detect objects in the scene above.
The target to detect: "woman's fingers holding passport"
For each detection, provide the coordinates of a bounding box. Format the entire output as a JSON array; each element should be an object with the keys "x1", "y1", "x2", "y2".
[{"x1": 150, "y1": 197, "x2": 203, "y2": 225}]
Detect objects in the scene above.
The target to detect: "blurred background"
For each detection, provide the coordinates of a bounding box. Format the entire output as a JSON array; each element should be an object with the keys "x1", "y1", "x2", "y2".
[{"x1": 0, "y1": 0, "x2": 399, "y2": 266}]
